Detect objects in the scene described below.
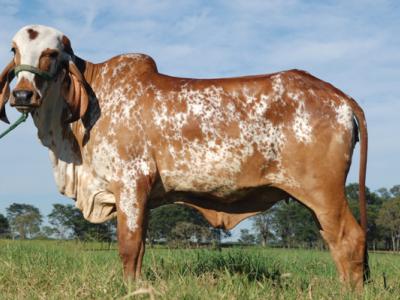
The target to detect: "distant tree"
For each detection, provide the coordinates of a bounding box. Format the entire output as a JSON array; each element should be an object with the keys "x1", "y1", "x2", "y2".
[
  {"x1": 376, "y1": 188, "x2": 391, "y2": 201},
  {"x1": 377, "y1": 197, "x2": 400, "y2": 251},
  {"x1": 210, "y1": 228, "x2": 231, "y2": 250},
  {"x1": 0, "y1": 213, "x2": 10, "y2": 238},
  {"x1": 346, "y1": 183, "x2": 382, "y2": 207},
  {"x1": 48, "y1": 204, "x2": 76, "y2": 239},
  {"x1": 252, "y1": 212, "x2": 274, "y2": 246},
  {"x1": 148, "y1": 204, "x2": 232, "y2": 248},
  {"x1": 33, "y1": 226, "x2": 58, "y2": 240},
  {"x1": 170, "y1": 222, "x2": 196, "y2": 241},
  {"x1": 79, "y1": 218, "x2": 115, "y2": 242},
  {"x1": 346, "y1": 183, "x2": 384, "y2": 249},
  {"x1": 48, "y1": 204, "x2": 115, "y2": 241},
  {"x1": 169, "y1": 222, "x2": 208, "y2": 245},
  {"x1": 148, "y1": 204, "x2": 211, "y2": 244},
  {"x1": 40, "y1": 226, "x2": 57, "y2": 239},
  {"x1": 6, "y1": 203, "x2": 42, "y2": 239},
  {"x1": 390, "y1": 185, "x2": 400, "y2": 198},
  {"x1": 270, "y1": 200, "x2": 320, "y2": 248},
  {"x1": 238, "y1": 229, "x2": 256, "y2": 245},
  {"x1": 268, "y1": 202, "x2": 293, "y2": 248}
]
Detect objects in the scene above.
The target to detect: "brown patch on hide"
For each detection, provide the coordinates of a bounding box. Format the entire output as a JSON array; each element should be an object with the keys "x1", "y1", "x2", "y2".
[
  {"x1": 27, "y1": 28, "x2": 39, "y2": 40},
  {"x1": 14, "y1": 77, "x2": 34, "y2": 92}
]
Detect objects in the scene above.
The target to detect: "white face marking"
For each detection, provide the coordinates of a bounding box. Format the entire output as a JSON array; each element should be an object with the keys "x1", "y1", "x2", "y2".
[{"x1": 12, "y1": 25, "x2": 65, "y2": 86}]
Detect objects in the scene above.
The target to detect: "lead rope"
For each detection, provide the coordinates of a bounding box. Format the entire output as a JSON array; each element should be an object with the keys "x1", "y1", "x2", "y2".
[{"x1": 0, "y1": 113, "x2": 29, "y2": 139}]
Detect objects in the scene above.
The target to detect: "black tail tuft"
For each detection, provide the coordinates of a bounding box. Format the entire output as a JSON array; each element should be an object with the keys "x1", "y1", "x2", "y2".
[{"x1": 363, "y1": 246, "x2": 371, "y2": 283}]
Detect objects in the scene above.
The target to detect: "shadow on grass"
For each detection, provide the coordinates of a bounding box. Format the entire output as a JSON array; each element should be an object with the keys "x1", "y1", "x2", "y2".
[{"x1": 145, "y1": 250, "x2": 283, "y2": 283}]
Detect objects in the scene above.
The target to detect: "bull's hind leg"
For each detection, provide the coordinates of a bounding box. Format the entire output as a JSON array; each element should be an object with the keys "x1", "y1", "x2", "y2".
[{"x1": 299, "y1": 188, "x2": 366, "y2": 289}]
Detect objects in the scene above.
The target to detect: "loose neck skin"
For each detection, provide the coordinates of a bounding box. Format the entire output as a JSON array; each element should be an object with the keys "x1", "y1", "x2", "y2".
[
  {"x1": 31, "y1": 57, "x2": 100, "y2": 163},
  {"x1": 31, "y1": 76, "x2": 67, "y2": 149}
]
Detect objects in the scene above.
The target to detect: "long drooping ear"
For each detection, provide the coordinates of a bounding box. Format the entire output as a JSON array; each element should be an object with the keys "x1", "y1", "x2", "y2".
[
  {"x1": 60, "y1": 35, "x2": 89, "y2": 123},
  {"x1": 61, "y1": 61, "x2": 89, "y2": 123},
  {"x1": 0, "y1": 59, "x2": 16, "y2": 124}
]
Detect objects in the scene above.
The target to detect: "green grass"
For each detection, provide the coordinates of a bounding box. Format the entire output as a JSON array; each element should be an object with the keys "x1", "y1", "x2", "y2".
[{"x1": 0, "y1": 240, "x2": 399, "y2": 299}]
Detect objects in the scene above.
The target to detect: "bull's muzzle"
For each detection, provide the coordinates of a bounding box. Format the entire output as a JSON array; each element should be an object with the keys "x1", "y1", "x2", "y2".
[{"x1": 11, "y1": 89, "x2": 37, "y2": 112}]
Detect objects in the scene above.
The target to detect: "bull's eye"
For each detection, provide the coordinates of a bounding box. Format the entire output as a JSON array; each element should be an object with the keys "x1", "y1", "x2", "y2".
[
  {"x1": 39, "y1": 51, "x2": 60, "y2": 74},
  {"x1": 43, "y1": 51, "x2": 59, "y2": 59},
  {"x1": 10, "y1": 47, "x2": 16, "y2": 55}
]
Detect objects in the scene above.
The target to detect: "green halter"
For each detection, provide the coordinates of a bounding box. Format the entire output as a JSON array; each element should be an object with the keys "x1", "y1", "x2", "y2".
[
  {"x1": 0, "y1": 65, "x2": 54, "y2": 139},
  {"x1": 0, "y1": 112, "x2": 28, "y2": 140},
  {"x1": 14, "y1": 64, "x2": 56, "y2": 80}
]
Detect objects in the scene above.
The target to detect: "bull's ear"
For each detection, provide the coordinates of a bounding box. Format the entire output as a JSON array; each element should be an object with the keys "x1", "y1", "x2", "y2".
[
  {"x1": 61, "y1": 61, "x2": 89, "y2": 123},
  {"x1": 0, "y1": 60, "x2": 16, "y2": 124}
]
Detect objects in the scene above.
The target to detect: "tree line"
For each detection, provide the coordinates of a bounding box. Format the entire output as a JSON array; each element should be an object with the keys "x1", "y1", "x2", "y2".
[
  {"x1": 0, "y1": 183, "x2": 399, "y2": 251},
  {"x1": 0, "y1": 203, "x2": 116, "y2": 241},
  {"x1": 0, "y1": 202, "x2": 230, "y2": 246}
]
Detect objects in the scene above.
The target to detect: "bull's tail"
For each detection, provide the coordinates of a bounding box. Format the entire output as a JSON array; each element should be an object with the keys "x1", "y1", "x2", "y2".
[
  {"x1": 349, "y1": 99, "x2": 368, "y2": 233},
  {"x1": 348, "y1": 97, "x2": 369, "y2": 282}
]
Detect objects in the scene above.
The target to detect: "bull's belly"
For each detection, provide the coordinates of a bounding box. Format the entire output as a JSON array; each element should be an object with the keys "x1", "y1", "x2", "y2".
[
  {"x1": 158, "y1": 153, "x2": 275, "y2": 198},
  {"x1": 160, "y1": 167, "x2": 239, "y2": 198},
  {"x1": 157, "y1": 135, "x2": 297, "y2": 197}
]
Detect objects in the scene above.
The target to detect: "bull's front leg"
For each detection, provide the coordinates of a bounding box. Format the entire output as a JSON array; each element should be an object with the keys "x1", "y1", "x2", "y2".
[{"x1": 115, "y1": 176, "x2": 151, "y2": 280}]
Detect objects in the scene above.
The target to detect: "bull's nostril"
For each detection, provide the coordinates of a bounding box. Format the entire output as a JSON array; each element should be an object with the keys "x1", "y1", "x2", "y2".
[{"x1": 12, "y1": 90, "x2": 34, "y2": 104}]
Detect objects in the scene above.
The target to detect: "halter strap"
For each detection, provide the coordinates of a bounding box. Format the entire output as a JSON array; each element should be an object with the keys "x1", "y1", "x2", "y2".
[
  {"x1": 0, "y1": 113, "x2": 28, "y2": 140},
  {"x1": 14, "y1": 64, "x2": 56, "y2": 80}
]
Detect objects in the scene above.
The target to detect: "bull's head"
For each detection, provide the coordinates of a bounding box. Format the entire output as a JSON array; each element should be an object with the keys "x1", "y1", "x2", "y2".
[{"x1": 0, "y1": 25, "x2": 89, "y2": 124}]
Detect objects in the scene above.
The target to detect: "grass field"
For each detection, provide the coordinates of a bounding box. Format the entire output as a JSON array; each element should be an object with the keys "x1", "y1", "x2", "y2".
[{"x1": 0, "y1": 240, "x2": 399, "y2": 299}]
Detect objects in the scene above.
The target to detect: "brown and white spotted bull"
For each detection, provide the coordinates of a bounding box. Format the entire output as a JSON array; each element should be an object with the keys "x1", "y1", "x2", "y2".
[{"x1": 0, "y1": 25, "x2": 368, "y2": 288}]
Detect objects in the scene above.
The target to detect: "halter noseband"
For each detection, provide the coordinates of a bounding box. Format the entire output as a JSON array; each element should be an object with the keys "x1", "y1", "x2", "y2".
[{"x1": 13, "y1": 64, "x2": 57, "y2": 81}]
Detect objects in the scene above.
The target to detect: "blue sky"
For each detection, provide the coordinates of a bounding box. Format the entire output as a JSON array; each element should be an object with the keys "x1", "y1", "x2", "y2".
[{"x1": 0, "y1": 0, "x2": 399, "y2": 236}]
